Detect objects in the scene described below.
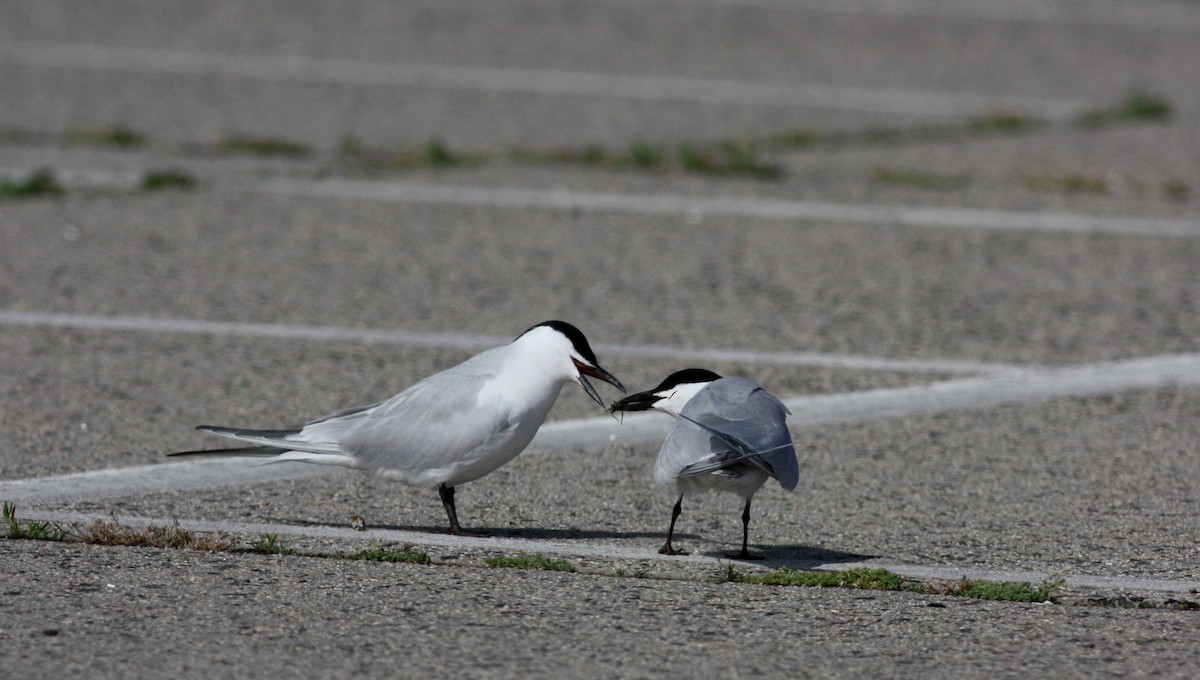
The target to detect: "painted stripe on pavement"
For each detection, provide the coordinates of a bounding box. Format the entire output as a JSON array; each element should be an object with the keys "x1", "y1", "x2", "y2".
[
  {"x1": 0, "y1": 40, "x2": 1087, "y2": 119},
  {"x1": 260, "y1": 178, "x2": 1200, "y2": 238},
  {"x1": 0, "y1": 309, "x2": 1023, "y2": 375},
  {"x1": 3, "y1": 352, "x2": 1197, "y2": 504}
]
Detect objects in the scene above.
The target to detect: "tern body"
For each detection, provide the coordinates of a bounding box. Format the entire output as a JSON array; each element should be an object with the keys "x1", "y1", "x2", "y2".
[
  {"x1": 612, "y1": 368, "x2": 797, "y2": 558},
  {"x1": 171, "y1": 320, "x2": 624, "y2": 534}
]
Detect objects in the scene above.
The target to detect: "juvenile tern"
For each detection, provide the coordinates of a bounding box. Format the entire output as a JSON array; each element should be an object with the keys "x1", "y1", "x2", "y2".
[
  {"x1": 170, "y1": 320, "x2": 624, "y2": 535},
  {"x1": 611, "y1": 368, "x2": 797, "y2": 558}
]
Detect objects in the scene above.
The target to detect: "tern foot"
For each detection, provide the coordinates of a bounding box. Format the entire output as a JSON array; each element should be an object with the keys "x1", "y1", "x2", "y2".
[
  {"x1": 727, "y1": 550, "x2": 764, "y2": 561},
  {"x1": 448, "y1": 527, "x2": 490, "y2": 537},
  {"x1": 658, "y1": 543, "x2": 689, "y2": 556}
]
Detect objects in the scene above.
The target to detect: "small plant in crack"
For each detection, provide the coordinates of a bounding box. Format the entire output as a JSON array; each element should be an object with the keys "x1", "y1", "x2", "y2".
[
  {"x1": 484, "y1": 554, "x2": 575, "y2": 572},
  {"x1": 251, "y1": 533, "x2": 296, "y2": 556},
  {"x1": 4, "y1": 502, "x2": 67, "y2": 541}
]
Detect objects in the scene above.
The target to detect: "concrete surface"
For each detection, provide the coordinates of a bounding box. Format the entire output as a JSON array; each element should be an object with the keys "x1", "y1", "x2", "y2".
[{"x1": 2, "y1": 1, "x2": 1199, "y2": 677}]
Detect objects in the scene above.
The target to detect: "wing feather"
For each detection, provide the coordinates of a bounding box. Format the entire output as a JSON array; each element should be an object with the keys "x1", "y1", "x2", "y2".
[{"x1": 654, "y1": 377, "x2": 798, "y2": 491}]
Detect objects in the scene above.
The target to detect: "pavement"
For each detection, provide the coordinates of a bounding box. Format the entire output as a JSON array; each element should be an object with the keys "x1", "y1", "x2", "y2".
[{"x1": 2, "y1": 1, "x2": 1199, "y2": 677}]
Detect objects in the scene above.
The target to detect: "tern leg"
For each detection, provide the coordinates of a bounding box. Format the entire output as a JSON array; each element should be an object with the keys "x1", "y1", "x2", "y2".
[
  {"x1": 438, "y1": 484, "x2": 488, "y2": 537},
  {"x1": 728, "y1": 497, "x2": 764, "y2": 560},
  {"x1": 658, "y1": 494, "x2": 689, "y2": 556}
]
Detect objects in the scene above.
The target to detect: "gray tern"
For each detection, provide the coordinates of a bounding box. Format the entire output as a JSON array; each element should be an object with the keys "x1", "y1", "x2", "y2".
[
  {"x1": 611, "y1": 368, "x2": 797, "y2": 558},
  {"x1": 170, "y1": 320, "x2": 625, "y2": 535}
]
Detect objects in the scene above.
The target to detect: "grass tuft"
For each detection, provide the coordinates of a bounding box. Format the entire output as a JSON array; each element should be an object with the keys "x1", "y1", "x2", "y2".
[
  {"x1": 510, "y1": 139, "x2": 779, "y2": 178},
  {"x1": 628, "y1": 142, "x2": 665, "y2": 169},
  {"x1": 70, "y1": 126, "x2": 145, "y2": 148},
  {"x1": 484, "y1": 554, "x2": 575, "y2": 572},
  {"x1": 1078, "y1": 92, "x2": 1173, "y2": 126},
  {"x1": 967, "y1": 112, "x2": 1041, "y2": 134},
  {"x1": 1162, "y1": 177, "x2": 1190, "y2": 201},
  {"x1": 346, "y1": 541, "x2": 430, "y2": 564},
  {"x1": 716, "y1": 563, "x2": 1062, "y2": 603},
  {"x1": 142, "y1": 169, "x2": 197, "y2": 191},
  {"x1": 727, "y1": 566, "x2": 907, "y2": 590},
  {"x1": 0, "y1": 168, "x2": 65, "y2": 200},
  {"x1": 69, "y1": 516, "x2": 233, "y2": 551},
  {"x1": 251, "y1": 533, "x2": 296, "y2": 556},
  {"x1": 4, "y1": 502, "x2": 67, "y2": 541},
  {"x1": 944, "y1": 577, "x2": 1062, "y2": 603},
  {"x1": 1116, "y1": 92, "x2": 1173, "y2": 120},
  {"x1": 347, "y1": 138, "x2": 489, "y2": 170}
]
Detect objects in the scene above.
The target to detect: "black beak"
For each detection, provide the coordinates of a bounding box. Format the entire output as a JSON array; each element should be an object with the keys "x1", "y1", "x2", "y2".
[
  {"x1": 574, "y1": 358, "x2": 625, "y2": 408},
  {"x1": 608, "y1": 389, "x2": 660, "y2": 414}
]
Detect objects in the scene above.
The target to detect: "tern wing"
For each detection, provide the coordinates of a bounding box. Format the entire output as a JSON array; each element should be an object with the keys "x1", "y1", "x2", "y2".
[
  {"x1": 339, "y1": 358, "x2": 518, "y2": 476},
  {"x1": 656, "y1": 378, "x2": 798, "y2": 491}
]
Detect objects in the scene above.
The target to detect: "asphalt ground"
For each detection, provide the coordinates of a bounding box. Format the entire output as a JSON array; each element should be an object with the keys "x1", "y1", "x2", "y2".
[{"x1": 2, "y1": 1, "x2": 1200, "y2": 678}]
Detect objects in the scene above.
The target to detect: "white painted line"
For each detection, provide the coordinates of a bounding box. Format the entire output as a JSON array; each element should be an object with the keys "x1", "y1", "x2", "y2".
[
  {"x1": 259, "y1": 178, "x2": 1200, "y2": 238},
  {"x1": 20, "y1": 510, "x2": 1200, "y2": 594},
  {"x1": 0, "y1": 309, "x2": 1024, "y2": 375},
  {"x1": 3, "y1": 352, "x2": 1198, "y2": 504},
  {"x1": 641, "y1": 0, "x2": 1200, "y2": 31},
  {"x1": 784, "y1": 352, "x2": 1200, "y2": 426},
  {"x1": 529, "y1": 352, "x2": 1200, "y2": 450},
  {"x1": 0, "y1": 460, "x2": 347, "y2": 505},
  {"x1": 7, "y1": 165, "x2": 1197, "y2": 239},
  {"x1": 0, "y1": 40, "x2": 1088, "y2": 120}
]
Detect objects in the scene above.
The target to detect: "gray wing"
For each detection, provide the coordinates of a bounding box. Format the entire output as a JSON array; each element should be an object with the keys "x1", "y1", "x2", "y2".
[
  {"x1": 654, "y1": 377, "x2": 798, "y2": 491},
  {"x1": 338, "y1": 349, "x2": 517, "y2": 474}
]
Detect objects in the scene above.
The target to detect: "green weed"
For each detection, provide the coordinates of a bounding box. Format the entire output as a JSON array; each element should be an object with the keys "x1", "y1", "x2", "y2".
[
  {"x1": 251, "y1": 533, "x2": 296, "y2": 556},
  {"x1": 142, "y1": 169, "x2": 197, "y2": 191},
  {"x1": 1162, "y1": 177, "x2": 1190, "y2": 201},
  {"x1": 70, "y1": 126, "x2": 145, "y2": 148},
  {"x1": 346, "y1": 541, "x2": 430, "y2": 564},
  {"x1": 944, "y1": 577, "x2": 1062, "y2": 603},
  {"x1": 967, "y1": 112, "x2": 1042, "y2": 134},
  {"x1": 725, "y1": 566, "x2": 907, "y2": 590},
  {"x1": 484, "y1": 554, "x2": 575, "y2": 572},
  {"x1": 628, "y1": 142, "x2": 665, "y2": 169},
  {"x1": 3, "y1": 502, "x2": 67, "y2": 541},
  {"x1": 0, "y1": 168, "x2": 64, "y2": 200},
  {"x1": 1078, "y1": 92, "x2": 1173, "y2": 126}
]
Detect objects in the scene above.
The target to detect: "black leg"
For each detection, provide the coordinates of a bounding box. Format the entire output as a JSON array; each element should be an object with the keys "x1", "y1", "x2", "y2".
[
  {"x1": 438, "y1": 484, "x2": 487, "y2": 537},
  {"x1": 729, "y1": 497, "x2": 763, "y2": 560},
  {"x1": 659, "y1": 494, "x2": 688, "y2": 555}
]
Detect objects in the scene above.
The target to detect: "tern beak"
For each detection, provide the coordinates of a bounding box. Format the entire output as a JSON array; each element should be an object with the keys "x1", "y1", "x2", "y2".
[
  {"x1": 608, "y1": 389, "x2": 660, "y2": 414},
  {"x1": 573, "y1": 358, "x2": 625, "y2": 408}
]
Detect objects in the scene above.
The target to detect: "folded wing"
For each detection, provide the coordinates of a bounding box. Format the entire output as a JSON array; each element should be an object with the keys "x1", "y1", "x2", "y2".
[{"x1": 653, "y1": 377, "x2": 798, "y2": 491}]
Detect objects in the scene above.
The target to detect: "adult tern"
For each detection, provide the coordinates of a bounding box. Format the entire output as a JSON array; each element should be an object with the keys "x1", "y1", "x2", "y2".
[
  {"x1": 611, "y1": 368, "x2": 797, "y2": 558},
  {"x1": 170, "y1": 320, "x2": 625, "y2": 535}
]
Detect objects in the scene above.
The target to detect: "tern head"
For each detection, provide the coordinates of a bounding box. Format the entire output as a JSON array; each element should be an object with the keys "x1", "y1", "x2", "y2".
[
  {"x1": 517, "y1": 320, "x2": 625, "y2": 407},
  {"x1": 609, "y1": 368, "x2": 722, "y2": 416}
]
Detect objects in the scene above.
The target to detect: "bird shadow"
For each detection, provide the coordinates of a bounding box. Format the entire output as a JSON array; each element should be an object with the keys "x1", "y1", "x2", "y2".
[
  {"x1": 697, "y1": 544, "x2": 879, "y2": 569},
  {"x1": 261, "y1": 516, "x2": 676, "y2": 541},
  {"x1": 265, "y1": 517, "x2": 875, "y2": 567}
]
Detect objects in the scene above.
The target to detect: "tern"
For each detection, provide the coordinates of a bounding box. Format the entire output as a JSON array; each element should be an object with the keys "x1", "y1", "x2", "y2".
[
  {"x1": 611, "y1": 368, "x2": 797, "y2": 559},
  {"x1": 170, "y1": 320, "x2": 624, "y2": 535}
]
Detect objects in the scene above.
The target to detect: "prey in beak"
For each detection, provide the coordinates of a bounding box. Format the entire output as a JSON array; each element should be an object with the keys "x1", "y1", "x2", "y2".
[
  {"x1": 573, "y1": 357, "x2": 625, "y2": 408},
  {"x1": 608, "y1": 389, "x2": 661, "y2": 414}
]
